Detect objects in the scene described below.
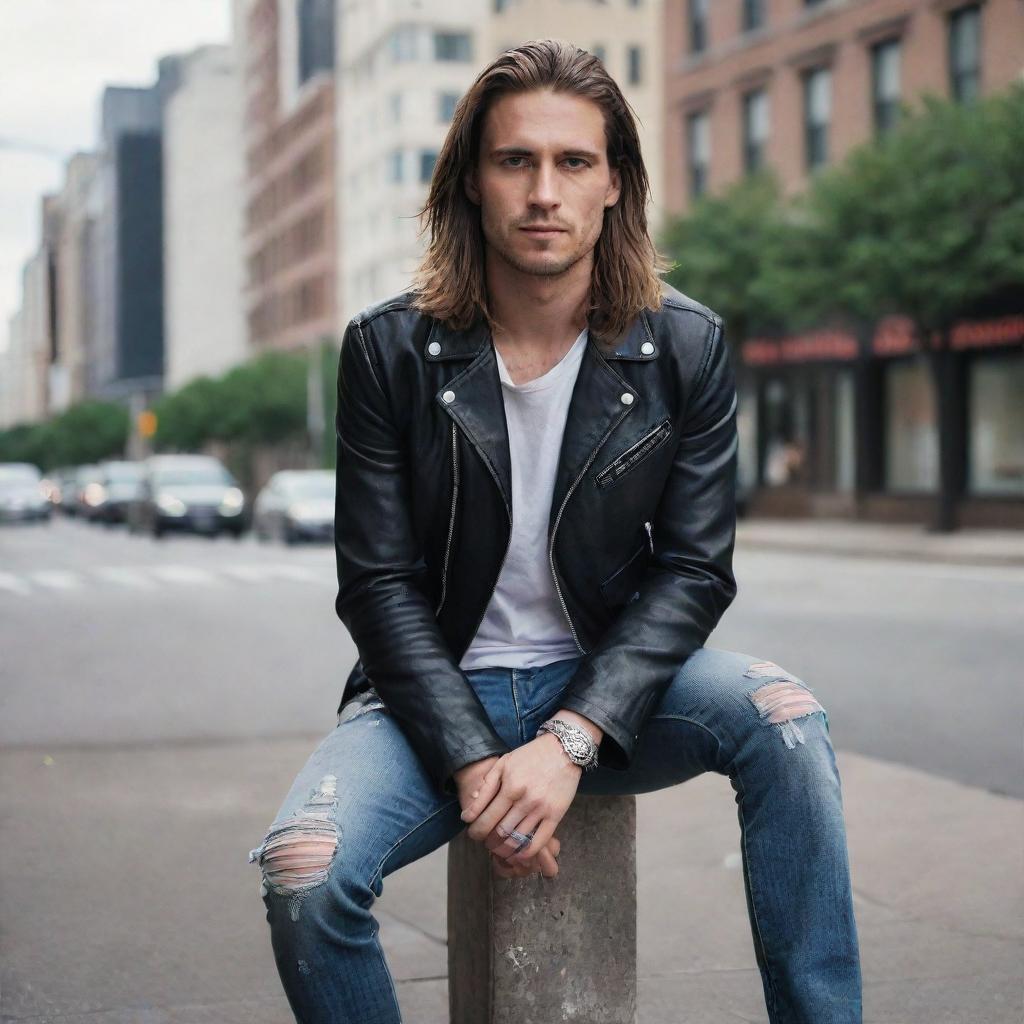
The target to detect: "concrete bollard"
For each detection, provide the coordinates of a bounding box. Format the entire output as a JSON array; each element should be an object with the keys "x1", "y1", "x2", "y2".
[{"x1": 447, "y1": 794, "x2": 637, "y2": 1024}]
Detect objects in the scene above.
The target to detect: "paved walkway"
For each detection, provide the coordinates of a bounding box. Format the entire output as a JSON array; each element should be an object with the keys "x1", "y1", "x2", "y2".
[
  {"x1": 737, "y1": 517, "x2": 1024, "y2": 567},
  {"x1": 1, "y1": 738, "x2": 1020, "y2": 1023}
]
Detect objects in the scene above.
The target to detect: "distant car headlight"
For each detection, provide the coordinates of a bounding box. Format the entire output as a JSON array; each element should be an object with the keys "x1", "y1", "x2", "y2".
[
  {"x1": 156, "y1": 493, "x2": 187, "y2": 517},
  {"x1": 220, "y1": 487, "x2": 244, "y2": 515},
  {"x1": 84, "y1": 483, "x2": 107, "y2": 507}
]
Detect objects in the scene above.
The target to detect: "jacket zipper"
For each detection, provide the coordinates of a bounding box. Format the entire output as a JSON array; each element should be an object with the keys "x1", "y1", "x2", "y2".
[
  {"x1": 434, "y1": 422, "x2": 459, "y2": 616},
  {"x1": 549, "y1": 409, "x2": 633, "y2": 655}
]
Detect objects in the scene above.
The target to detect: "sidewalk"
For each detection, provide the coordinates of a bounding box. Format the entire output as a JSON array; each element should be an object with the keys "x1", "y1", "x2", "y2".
[
  {"x1": 737, "y1": 517, "x2": 1024, "y2": 567},
  {"x1": 0, "y1": 737, "x2": 1020, "y2": 1023}
]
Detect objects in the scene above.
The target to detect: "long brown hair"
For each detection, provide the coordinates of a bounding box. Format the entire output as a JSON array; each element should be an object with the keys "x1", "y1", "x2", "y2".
[{"x1": 410, "y1": 38, "x2": 671, "y2": 349}]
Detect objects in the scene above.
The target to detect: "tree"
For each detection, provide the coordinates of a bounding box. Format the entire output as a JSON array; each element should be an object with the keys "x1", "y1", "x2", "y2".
[{"x1": 803, "y1": 83, "x2": 1024, "y2": 530}]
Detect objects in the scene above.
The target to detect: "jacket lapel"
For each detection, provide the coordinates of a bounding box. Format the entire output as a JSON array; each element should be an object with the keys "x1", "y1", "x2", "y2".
[{"x1": 426, "y1": 309, "x2": 657, "y2": 532}]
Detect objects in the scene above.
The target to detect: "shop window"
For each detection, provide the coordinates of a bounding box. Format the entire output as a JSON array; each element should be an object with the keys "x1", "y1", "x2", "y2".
[
  {"x1": 968, "y1": 354, "x2": 1024, "y2": 495},
  {"x1": 885, "y1": 359, "x2": 938, "y2": 492},
  {"x1": 835, "y1": 369, "x2": 856, "y2": 492},
  {"x1": 762, "y1": 376, "x2": 811, "y2": 487}
]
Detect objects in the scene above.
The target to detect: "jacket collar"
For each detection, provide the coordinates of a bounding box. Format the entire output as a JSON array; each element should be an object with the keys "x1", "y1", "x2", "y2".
[
  {"x1": 422, "y1": 307, "x2": 659, "y2": 362},
  {"x1": 428, "y1": 308, "x2": 655, "y2": 528}
]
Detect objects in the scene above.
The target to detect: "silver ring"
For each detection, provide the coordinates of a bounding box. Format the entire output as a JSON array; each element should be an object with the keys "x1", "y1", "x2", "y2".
[{"x1": 509, "y1": 829, "x2": 534, "y2": 853}]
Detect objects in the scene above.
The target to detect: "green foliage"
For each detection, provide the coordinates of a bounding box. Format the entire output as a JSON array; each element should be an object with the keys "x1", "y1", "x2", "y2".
[
  {"x1": 153, "y1": 349, "x2": 308, "y2": 451},
  {"x1": 658, "y1": 83, "x2": 1024, "y2": 338},
  {"x1": 659, "y1": 170, "x2": 803, "y2": 340},
  {"x1": 0, "y1": 400, "x2": 129, "y2": 470},
  {"x1": 803, "y1": 83, "x2": 1024, "y2": 333}
]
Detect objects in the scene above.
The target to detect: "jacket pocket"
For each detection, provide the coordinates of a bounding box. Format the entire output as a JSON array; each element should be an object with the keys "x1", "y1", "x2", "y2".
[
  {"x1": 599, "y1": 538, "x2": 648, "y2": 608},
  {"x1": 595, "y1": 418, "x2": 673, "y2": 490}
]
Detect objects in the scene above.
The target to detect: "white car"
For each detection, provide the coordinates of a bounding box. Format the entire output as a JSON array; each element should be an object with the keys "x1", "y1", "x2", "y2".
[{"x1": 253, "y1": 469, "x2": 335, "y2": 544}]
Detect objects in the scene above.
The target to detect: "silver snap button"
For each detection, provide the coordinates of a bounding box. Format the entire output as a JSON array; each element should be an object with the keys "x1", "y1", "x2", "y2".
[
  {"x1": 640, "y1": 341, "x2": 654, "y2": 355},
  {"x1": 442, "y1": 390, "x2": 456, "y2": 403},
  {"x1": 427, "y1": 341, "x2": 441, "y2": 355},
  {"x1": 620, "y1": 392, "x2": 634, "y2": 405}
]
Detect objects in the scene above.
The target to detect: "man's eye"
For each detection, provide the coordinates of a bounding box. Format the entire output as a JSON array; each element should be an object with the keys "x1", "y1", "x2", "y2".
[
  {"x1": 503, "y1": 156, "x2": 527, "y2": 167},
  {"x1": 564, "y1": 158, "x2": 589, "y2": 168}
]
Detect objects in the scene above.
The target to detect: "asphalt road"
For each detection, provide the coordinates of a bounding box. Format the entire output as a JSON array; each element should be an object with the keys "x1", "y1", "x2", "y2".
[{"x1": 1, "y1": 514, "x2": 1021, "y2": 798}]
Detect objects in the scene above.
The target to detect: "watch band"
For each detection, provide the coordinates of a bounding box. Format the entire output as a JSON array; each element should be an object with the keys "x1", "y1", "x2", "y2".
[{"x1": 536, "y1": 716, "x2": 600, "y2": 771}]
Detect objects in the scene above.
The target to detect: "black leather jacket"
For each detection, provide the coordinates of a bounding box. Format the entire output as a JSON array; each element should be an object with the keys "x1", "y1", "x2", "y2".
[{"x1": 333, "y1": 282, "x2": 739, "y2": 796}]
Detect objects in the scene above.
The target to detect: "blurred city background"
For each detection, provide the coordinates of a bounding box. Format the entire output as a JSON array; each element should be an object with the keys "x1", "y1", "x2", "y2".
[{"x1": 0, "y1": 2, "x2": 1021, "y2": 1022}]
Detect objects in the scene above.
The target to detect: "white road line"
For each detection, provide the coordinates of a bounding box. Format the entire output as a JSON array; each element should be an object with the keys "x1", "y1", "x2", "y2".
[
  {"x1": 150, "y1": 565, "x2": 221, "y2": 586},
  {"x1": 30, "y1": 570, "x2": 82, "y2": 590},
  {"x1": 267, "y1": 564, "x2": 334, "y2": 585},
  {"x1": 0, "y1": 572, "x2": 30, "y2": 596},
  {"x1": 220, "y1": 565, "x2": 274, "y2": 583},
  {"x1": 94, "y1": 567, "x2": 158, "y2": 589}
]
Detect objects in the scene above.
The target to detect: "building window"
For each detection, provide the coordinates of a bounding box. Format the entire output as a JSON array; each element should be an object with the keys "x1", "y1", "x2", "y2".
[
  {"x1": 949, "y1": 4, "x2": 981, "y2": 103},
  {"x1": 389, "y1": 25, "x2": 419, "y2": 63},
  {"x1": 803, "y1": 66, "x2": 831, "y2": 171},
  {"x1": 742, "y1": 0, "x2": 765, "y2": 32},
  {"x1": 434, "y1": 31, "x2": 472, "y2": 62},
  {"x1": 885, "y1": 359, "x2": 938, "y2": 492},
  {"x1": 742, "y1": 88, "x2": 769, "y2": 174},
  {"x1": 627, "y1": 45, "x2": 642, "y2": 85},
  {"x1": 493, "y1": 0, "x2": 510, "y2": 11},
  {"x1": 298, "y1": 0, "x2": 335, "y2": 83},
  {"x1": 689, "y1": 0, "x2": 708, "y2": 54},
  {"x1": 871, "y1": 39, "x2": 902, "y2": 136},
  {"x1": 420, "y1": 150, "x2": 438, "y2": 183},
  {"x1": 968, "y1": 353, "x2": 1024, "y2": 495},
  {"x1": 591, "y1": 43, "x2": 606, "y2": 64},
  {"x1": 439, "y1": 91, "x2": 459, "y2": 122},
  {"x1": 388, "y1": 150, "x2": 403, "y2": 184},
  {"x1": 388, "y1": 92, "x2": 402, "y2": 122},
  {"x1": 686, "y1": 110, "x2": 710, "y2": 199}
]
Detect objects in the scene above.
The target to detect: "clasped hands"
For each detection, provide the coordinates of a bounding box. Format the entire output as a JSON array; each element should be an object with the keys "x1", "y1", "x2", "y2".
[{"x1": 454, "y1": 731, "x2": 583, "y2": 880}]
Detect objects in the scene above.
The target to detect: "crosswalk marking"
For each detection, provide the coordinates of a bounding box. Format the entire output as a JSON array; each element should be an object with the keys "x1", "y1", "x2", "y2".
[
  {"x1": 94, "y1": 567, "x2": 158, "y2": 589},
  {"x1": 0, "y1": 562, "x2": 335, "y2": 598},
  {"x1": 0, "y1": 572, "x2": 31, "y2": 595},
  {"x1": 30, "y1": 570, "x2": 82, "y2": 590},
  {"x1": 151, "y1": 565, "x2": 221, "y2": 586}
]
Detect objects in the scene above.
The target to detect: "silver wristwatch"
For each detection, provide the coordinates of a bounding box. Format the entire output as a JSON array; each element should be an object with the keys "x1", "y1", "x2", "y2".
[{"x1": 536, "y1": 716, "x2": 600, "y2": 771}]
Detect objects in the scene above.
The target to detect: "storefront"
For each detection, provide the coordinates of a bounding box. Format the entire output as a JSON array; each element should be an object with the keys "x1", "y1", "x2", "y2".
[{"x1": 736, "y1": 309, "x2": 1024, "y2": 528}]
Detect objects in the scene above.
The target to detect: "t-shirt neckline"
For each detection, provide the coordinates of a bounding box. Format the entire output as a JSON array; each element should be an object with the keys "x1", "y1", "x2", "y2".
[{"x1": 494, "y1": 327, "x2": 588, "y2": 393}]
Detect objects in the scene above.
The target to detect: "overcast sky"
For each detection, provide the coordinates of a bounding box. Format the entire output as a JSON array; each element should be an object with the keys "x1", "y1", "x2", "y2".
[{"x1": 0, "y1": 0, "x2": 232, "y2": 354}]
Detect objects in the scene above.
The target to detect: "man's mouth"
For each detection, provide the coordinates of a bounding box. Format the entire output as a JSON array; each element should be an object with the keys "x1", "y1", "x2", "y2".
[{"x1": 520, "y1": 226, "x2": 566, "y2": 236}]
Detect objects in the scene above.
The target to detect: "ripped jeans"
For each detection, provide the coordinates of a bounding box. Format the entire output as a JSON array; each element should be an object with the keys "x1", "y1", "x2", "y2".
[{"x1": 248, "y1": 647, "x2": 863, "y2": 1023}]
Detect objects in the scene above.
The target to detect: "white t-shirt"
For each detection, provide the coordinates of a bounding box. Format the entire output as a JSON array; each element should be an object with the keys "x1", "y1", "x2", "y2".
[{"x1": 458, "y1": 327, "x2": 589, "y2": 671}]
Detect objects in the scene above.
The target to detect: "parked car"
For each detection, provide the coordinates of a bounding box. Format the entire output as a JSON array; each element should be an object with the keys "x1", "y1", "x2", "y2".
[
  {"x1": 130, "y1": 454, "x2": 248, "y2": 538},
  {"x1": 47, "y1": 466, "x2": 79, "y2": 514},
  {"x1": 71, "y1": 463, "x2": 104, "y2": 519},
  {"x1": 253, "y1": 469, "x2": 335, "y2": 544},
  {"x1": 89, "y1": 460, "x2": 145, "y2": 525},
  {"x1": 0, "y1": 463, "x2": 51, "y2": 523}
]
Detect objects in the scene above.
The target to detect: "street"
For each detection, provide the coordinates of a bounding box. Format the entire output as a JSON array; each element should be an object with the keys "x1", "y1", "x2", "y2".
[
  {"x1": 2, "y1": 516, "x2": 1021, "y2": 796},
  {"x1": 1, "y1": 516, "x2": 1021, "y2": 1022}
]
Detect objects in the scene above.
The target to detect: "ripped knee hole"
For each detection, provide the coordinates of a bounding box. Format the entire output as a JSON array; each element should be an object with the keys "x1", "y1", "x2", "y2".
[
  {"x1": 248, "y1": 774, "x2": 340, "y2": 915},
  {"x1": 744, "y1": 661, "x2": 827, "y2": 749}
]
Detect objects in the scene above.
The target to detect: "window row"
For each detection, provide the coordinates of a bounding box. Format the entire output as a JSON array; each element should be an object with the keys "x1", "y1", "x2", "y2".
[
  {"x1": 386, "y1": 148, "x2": 439, "y2": 186},
  {"x1": 388, "y1": 25, "x2": 473, "y2": 64},
  {"x1": 685, "y1": 5, "x2": 982, "y2": 199}
]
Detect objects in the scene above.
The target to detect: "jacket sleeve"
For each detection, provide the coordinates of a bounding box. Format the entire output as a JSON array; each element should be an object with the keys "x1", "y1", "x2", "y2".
[
  {"x1": 557, "y1": 313, "x2": 739, "y2": 770},
  {"x1": 333, "y1": 316, "x2": 512, "y2": 796}
]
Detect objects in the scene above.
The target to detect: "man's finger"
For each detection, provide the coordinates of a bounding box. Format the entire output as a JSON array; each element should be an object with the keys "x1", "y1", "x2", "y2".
[{"x1": 460, "y1": 760, "x2": 504, "y2": 823}]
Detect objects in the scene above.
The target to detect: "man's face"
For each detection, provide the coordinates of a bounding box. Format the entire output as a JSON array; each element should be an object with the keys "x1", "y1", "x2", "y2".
[{"x1": 465, "y1": 88, "x2": 622, "y2": 279}]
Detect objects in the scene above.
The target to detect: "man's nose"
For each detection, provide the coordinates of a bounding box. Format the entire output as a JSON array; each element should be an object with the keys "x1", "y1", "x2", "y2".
[{"x1": 527, "y1": 162, "x2": 560, "y2": 209}]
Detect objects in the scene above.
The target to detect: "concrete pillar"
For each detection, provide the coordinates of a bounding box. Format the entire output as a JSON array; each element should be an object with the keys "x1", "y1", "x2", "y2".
[{"x1": 447, "y1": 794, "x2": 637, "y2": 1024}]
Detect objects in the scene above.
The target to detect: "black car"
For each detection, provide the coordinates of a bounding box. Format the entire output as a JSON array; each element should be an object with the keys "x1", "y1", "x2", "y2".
[
  {"x1": 130, "y1": 454, "x2": 248, "y2": 538},
  {"x1": 91, "y1": 460, "x2": 145, "y2": 525}
]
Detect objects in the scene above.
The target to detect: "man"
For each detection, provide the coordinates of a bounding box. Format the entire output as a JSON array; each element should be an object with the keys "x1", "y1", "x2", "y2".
[{"x1": 249, "y1": 39, "x2": 862, "y2": 1023}]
